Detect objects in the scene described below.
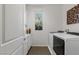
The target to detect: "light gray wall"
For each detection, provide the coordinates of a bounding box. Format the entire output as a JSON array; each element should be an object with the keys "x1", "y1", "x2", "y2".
[
  {"x1": 0, "y1": 5, "x2": 2, "y2": 45},
  {"x1": 26, "y1": 5, "x2": 63, "y2": 46},
  {"x1": 62, "y1": 4, "x2": 79, "y2": 32}
]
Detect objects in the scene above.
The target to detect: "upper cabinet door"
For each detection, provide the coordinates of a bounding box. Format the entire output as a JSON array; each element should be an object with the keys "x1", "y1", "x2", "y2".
[
  {"x1": 0, "y1": 5, "x2": 25, "y2": 54},
  {"x1": 4, "y1": 4, "x2": 24, "y2": 43}
]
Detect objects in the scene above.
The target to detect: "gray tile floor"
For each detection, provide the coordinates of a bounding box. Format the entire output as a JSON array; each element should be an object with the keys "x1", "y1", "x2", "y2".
[{"x1": 27, "y1": 46, "x2": 51, "y2": 55}]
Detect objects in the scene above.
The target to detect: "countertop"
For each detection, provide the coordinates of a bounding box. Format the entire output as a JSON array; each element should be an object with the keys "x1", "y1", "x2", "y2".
[
  {"x1": 25, "y1": 34, "x2": 31, "y2": 37},
  {"x1": 53, "y1": 33, "x2": 79, "y2": 40}
]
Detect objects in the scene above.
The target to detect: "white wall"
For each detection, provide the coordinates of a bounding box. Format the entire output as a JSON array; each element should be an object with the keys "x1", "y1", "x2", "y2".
[
  {"x1": 24, "y1": 5, "x2": 27, "y2": 33},
  {"x1": 27, "y1": 5, "x2": 63, "y2": 46},
  {"x1": 62, "y1": 4, "x2": 79, "y2": 32},
  {"x1": 0, "y1": 5, "x2": 2, "y2": 45}
]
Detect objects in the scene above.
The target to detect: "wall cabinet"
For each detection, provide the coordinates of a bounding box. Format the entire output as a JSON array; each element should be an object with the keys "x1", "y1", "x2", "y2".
[{"x1": 0, "y1": 4, "x2": 25, "y2": 55}]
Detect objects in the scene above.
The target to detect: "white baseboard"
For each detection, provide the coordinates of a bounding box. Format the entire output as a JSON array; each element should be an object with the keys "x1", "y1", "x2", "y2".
[{"x1": 32, "y1": 45, "x2": 48, "y2": 47}]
